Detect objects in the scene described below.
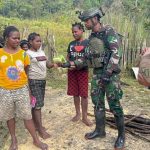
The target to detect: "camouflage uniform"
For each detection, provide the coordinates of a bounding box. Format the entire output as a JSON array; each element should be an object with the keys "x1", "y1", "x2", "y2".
[
  {"x1": 89, "y1": 26, "x2": 123, "y2": 116},
  {"x1": 76, "y1": 7, "x2": 125, "y2": 149}
]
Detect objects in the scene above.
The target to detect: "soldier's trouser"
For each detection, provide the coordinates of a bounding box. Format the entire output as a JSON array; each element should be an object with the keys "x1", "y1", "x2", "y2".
[{"x1": 91, "y1": 74, "x2": 123, "y2": 116}]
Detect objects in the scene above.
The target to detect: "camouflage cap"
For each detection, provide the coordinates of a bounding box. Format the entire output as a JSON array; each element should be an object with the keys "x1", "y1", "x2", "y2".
[{"x1": 78, "y1": 7, "x2": 104, "y2": 21}]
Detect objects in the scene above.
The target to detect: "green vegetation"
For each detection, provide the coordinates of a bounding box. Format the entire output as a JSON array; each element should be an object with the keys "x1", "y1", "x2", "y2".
[
  {"x1": 0, "y1": 15, "x2": 74, "y2": 54},
  {"x1": 46, "y1": 69, "x2": 67, "y2": 89},
  {"x1": 0, "y1": 0, "x2": 149, "y2": 72}
]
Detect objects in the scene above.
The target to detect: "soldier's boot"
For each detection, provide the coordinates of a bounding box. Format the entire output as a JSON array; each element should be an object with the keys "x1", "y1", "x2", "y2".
[
  {"x1": 114, "y1": 115, "x2": 125, "y2": 150},
  {"x1": 85, "y1": 109, "x2": 106, "y2": 139}
]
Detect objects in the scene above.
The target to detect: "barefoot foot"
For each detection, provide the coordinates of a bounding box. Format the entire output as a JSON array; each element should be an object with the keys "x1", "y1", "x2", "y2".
[
  {"x1": 36, "y1": 126, "x2": 47, "y2": 131},
  {"x1": 82, "y1": 119, "x2": 93, "y2": 126},
  {"x1": 41, "y1": 126, "x2": 47, "y2": 131},
  {"x1": 33, "y1": 141, "x2": 48, "y2": 150},
  {"x1": 38, "y1": 130, "x2": 51, "y2": 139},
  {"x1": 71, "y1": 114, "x2": 81, "y2": 122}
]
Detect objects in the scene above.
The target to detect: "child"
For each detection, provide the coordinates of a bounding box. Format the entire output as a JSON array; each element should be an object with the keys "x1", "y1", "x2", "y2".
[
  {"x1": 27, "y1": 32, "x2": 53, "y2": 139},
  {"x1": 0, "y1": 26, "x2": 48, "y2": 150},
  {"x1": 63, "y1": 22, "x2": 92, "y2": 126},
  {"x1": 20, "y1": 39, "x2": 29, "y2": 51}
]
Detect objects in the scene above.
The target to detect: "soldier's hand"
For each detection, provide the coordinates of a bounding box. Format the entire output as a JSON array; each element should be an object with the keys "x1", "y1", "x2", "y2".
[{"x1": 61, "y1": 62, "x2": 70, "y2": 68}]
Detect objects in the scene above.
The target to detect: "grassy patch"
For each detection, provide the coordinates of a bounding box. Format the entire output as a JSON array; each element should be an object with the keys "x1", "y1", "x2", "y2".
[
  {"x1": 121, "y1": 74, "x2": 150, "y2": 106},
  {"x1": 46, "y1": 69, "x2": 67, "y2": 89},
  {"x1": 47, "y1": 78, "x2": 67, "y2": 89}
]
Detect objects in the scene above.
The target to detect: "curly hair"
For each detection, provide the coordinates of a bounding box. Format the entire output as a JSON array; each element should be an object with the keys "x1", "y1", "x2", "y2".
[{"x1": 72, "y1": 22, "x2": 85, "y2": 32}]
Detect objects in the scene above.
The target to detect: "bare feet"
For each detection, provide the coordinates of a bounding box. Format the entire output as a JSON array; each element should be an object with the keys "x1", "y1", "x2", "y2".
[
  {"x1": 71, "y1": 114, "x2": 81, "y2": 122},
  {"x1": 82, "y1": 118, "x2": 93, "y2": 126},
  {"x1": 33, "y1": 141, "x2": 48, "y2": 150},
  {"x1": 36, "y1": 126, "x2": 47, "y2": 131},
  {"x1": 38, "y1": 129, "x2": 51, "y2": 139},
  {"x1": 9, "y1": 137, "x2": 18, "y2": 150},
  {"x1": 41, "y1": 126, "x2": 47, "y2": 131}
]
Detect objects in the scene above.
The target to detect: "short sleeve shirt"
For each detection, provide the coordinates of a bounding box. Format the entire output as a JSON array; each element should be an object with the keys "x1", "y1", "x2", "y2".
[
  {"x1": 67, "y1": 39, "x2": 88, "y2": 70},
  {"x1": 26, "y1": 49, "x2": 47, "y2": 80},
  {"x1": 0, "y1": 48, "x2": 30, "y2": 89}
]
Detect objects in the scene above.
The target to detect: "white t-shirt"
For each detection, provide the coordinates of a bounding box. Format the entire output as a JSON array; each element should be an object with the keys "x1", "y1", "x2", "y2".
[{"x1": 26, "y1": 49, "x2": 47, "y2": 80}]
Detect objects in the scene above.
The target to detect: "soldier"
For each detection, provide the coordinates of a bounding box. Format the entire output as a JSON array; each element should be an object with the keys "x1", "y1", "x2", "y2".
[{"x1": 61, "y1": 7, "x2": 125, "y2": 149}]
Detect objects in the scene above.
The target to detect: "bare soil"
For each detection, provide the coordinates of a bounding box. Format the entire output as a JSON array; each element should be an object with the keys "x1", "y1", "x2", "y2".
[{"x1": 1, "y1": 79, "x2": 150, "y2": 150}]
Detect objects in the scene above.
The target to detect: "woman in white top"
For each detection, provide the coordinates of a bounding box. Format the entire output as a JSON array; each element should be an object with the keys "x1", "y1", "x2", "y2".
[{"x1": 27, "y1": 32, "x2": 53, "y2": 139}]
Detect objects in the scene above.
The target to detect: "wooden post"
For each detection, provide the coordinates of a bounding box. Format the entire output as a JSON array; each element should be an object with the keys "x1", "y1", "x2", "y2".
[
  {"x1": 45, "y1": 28, "x2": 57, "y2": 62},
  {"x1": 20, "y1": 27, "x2": 29, "y2": 39}
]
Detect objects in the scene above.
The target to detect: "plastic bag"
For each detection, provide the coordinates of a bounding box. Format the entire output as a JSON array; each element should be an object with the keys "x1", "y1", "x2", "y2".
[{"x1": 30, "y1": 96, "x2": 37, "y2": 108}]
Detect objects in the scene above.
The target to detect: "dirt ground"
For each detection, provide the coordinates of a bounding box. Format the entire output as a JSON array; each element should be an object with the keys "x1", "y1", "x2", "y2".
[{"x1": 2, "y1": 79, "x2": 150, "y2": 150}]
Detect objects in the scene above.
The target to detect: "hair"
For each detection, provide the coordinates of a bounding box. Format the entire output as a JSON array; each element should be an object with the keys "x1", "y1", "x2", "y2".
[
  {"x1": 20, "y1": 39, "x2": 28, "y2": 47},
  {"x1": 3, "y1": 26, "x2": 19, "y2": 40},
  {"x1": 28, "y1": 32, "x2": 40, "y2": 42},
  {"x1": 72, "y1": 22, "x2": 85, "y2": 32}
]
